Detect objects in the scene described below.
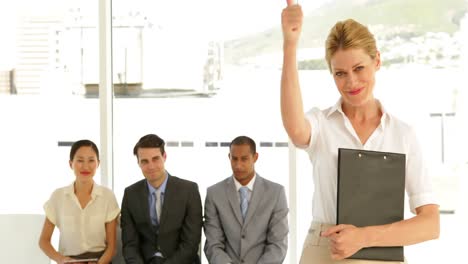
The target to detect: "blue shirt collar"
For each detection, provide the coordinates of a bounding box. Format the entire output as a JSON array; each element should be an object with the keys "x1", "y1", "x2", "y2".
[{"x1": 146, "y1": 171, "x2": 169, "y2": 195}]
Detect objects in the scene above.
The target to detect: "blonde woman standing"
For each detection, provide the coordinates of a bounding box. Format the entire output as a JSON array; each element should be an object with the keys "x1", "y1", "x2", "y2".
[{"x1": 280, "y1": 2, "x2": 440, "y2": 264}]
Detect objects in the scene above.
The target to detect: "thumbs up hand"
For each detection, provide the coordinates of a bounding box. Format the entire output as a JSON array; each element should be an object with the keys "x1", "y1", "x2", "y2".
[{"x1": 281, "y1": 1, "x2": 303, "y2": 47}]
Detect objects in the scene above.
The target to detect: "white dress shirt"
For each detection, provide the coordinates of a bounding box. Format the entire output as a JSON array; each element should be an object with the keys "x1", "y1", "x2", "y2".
[
  {"x1": 233, "y1": 173, "x2": 256, "y2": 203},
  {"x1": 44, "y1": 182, "x2": 120, "y2": 256},
  {"x1": 298, "y1": 99, "x2": 437, "y2": 224}
]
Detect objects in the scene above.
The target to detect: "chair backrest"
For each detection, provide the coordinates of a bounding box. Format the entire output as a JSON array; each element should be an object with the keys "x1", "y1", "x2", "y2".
[
  {"x1": 112, "y1": 221, "x2": 125, "y2": 264},
  {"x1": 0, "y1": 214, "x2": 50, "y2": 264}
]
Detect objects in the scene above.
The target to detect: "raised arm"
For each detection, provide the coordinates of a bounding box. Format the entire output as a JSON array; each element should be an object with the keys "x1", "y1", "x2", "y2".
[{"x1": 281, "y1": 3, "x2": 311, "y2": 146}]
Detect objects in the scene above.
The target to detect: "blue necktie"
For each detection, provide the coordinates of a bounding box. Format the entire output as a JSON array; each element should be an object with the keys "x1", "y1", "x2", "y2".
[
  {"x1": 155, "y1": 189, "x2": 162, "y2": 222},
  {"x1": 151, "y1": 191, "x2": 160, "y2": 226},
  {"x1": 239, "y1": 187, "x2": 249, "y2": 221},
  {"x1": 150, "y1": 192, "x2": 157, "y2": 225}
]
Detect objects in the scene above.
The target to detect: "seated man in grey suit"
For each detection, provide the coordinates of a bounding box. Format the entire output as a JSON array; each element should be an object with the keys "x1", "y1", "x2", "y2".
[
  {"x1": 121, "y1": 134, "x2": 203, "y2": 264},
  {"x1": 204, "y1": 136, "x2": 289, "y2": 264}
]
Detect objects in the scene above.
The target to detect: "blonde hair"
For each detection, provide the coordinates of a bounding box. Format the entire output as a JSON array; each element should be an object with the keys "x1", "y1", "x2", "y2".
[{"x1": 325, "y1": 19, "x2": 377, "y2": 71}]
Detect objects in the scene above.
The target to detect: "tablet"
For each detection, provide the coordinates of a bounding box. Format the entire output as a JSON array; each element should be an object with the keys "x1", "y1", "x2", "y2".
[{"x1": 64, "y1": 258, "x2": 98, "y2": 263}]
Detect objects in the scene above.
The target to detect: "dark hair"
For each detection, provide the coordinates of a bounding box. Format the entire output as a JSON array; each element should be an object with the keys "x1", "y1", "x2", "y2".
[
  {"x1": 230, "y1": 136, "x2": 256, "y2": 154},
  {"x1": 70, "y1": 139, "x2": 100, "y2": 161},
  {"x1": 133, "y1": 134, "x2": 166, "y2": 157}
]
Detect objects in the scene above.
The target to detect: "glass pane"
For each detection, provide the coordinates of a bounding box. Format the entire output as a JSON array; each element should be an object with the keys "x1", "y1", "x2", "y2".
[
  {"x1": 111, "y1": 0, "x2": 292, "y2": 263},
  {"x1": 444, "y1": 114, "x2": 465, "y2": 164},
  {"x1": 0, "y1": 0, "x2": 99, "y2": 214},
  {"x1": 111, "y1": 0, "x2": 468, "y2": 263}
]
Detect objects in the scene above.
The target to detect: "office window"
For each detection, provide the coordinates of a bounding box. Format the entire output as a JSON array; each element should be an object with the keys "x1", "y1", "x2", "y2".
[
  {"x1": 1, "y1": 0, "x2": 467, "y2": 263},
  {"x1": 0, "y1": 0, "x2": 100, "y2": 214}
]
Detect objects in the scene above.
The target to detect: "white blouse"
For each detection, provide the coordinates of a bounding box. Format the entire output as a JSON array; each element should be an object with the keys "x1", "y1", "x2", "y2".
[
  {"x1": 44, "y1": 182, "x2": 120, "y2": 256},
  {"x1": 298, "y1": 99, "x2": 438, "y2": 224}
]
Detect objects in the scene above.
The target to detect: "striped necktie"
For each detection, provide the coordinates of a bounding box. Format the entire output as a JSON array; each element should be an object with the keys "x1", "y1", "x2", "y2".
[
  {"x1": 239, "y1": 186, "x2": 249, "y2": 221},
  {"x1": 155, "y1": 189, "x2": 162, "y2": 223}
]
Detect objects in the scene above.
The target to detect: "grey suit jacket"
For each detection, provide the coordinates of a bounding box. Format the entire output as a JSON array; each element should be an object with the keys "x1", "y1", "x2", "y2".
[
  {"x1": 121, "y1": 174, "x2": 203, "y2": 264},
  {"x1": 204, "y1": 174, "x2": 289, "y2": 264}
]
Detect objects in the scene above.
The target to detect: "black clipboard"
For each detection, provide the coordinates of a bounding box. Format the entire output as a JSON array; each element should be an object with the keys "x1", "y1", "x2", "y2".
[{"x1": 337, "y1": 148, "x2": 405, "y2": 261}]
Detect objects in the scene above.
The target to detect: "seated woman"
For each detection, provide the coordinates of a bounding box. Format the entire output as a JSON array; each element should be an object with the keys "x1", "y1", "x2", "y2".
[{"x1": 39, "y1": 139, "x2": 120, "y2": 264}]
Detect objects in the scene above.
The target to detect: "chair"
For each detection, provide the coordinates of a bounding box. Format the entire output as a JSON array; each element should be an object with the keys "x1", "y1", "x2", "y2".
[
  {"x1": 0, "y1": 214, "x2": 50, "y2": 264},
  {"x1": 112, "y1": 220, "x2": 125, "y2": 264}
]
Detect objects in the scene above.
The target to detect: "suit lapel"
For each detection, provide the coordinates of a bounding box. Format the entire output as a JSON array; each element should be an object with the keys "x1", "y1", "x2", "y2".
[
  {"x1": 243, "y1": 174, "x2": 264, "y2": 227},
  {"x1": 137, "y1": 180, "x2": 154, "y2": 229},
  {"x1": 226, "y1": 177, "x2": 243, "y2": 226},
  {"x1": 159, "y1": 174, "x2": 173, "y2": 227}
]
